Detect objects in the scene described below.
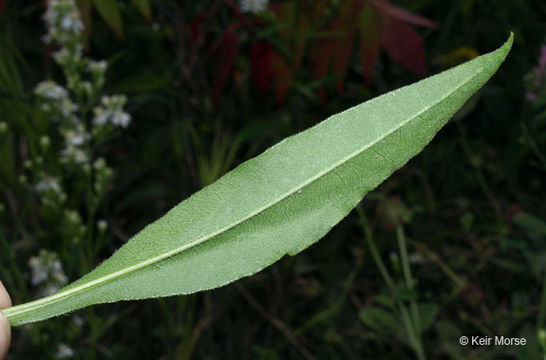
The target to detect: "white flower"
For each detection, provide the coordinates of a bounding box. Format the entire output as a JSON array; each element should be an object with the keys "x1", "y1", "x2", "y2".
[
  {"x1": 80, "y1": 81, "x2": 93, "y2": 96},
  {"x1": 35, "y1": 81, "x2": 68, "y2": 101},
  {"x1": 53, "y1": 47, "x2": 71, "y2": 65},
  {"x1": 64, "y1": 209, "x2": 81, "y2": 224},
  {"x1": 43, "y1": 0, "x2": 84, "y2": 45},
  {"x1": 61, "y1": 147, "x2": 88, "y2": 164},
  {"x1": 64, "y1": 130, "x2": 86, "y2": 147},
  {"x1": 111, "y1": 111, "x2": 131, "y2": 128},
  {"x1": 28, "y1": 250, "x2": 68, "y2": 295},
  {"x1": 44, "y1": 0, "x2": 83, "y2": 35},
  {"x1": 72, "y1": 149, "x2": 88, "y2": 164},
  {"x1": 35, "y1": 81, "x2": 78, "y2": 121},
  {"x1": 239, "y1": 0, "x2": 269, "y2": 13},
  {"x1": 89, "y1": 60, "x2": 107, "y2": 73},
  {"x1": 56, "y1": 343, "x2": 74, "y2": 358},
  {"x1": 35, "y1": 177, "x2": 62, "y2": 194},
  {"x1": 59, "y1": 125, "x2": 90, "y2": 163},
  {"x1": 28, "y1": 257, "x2": 48, "y2": 285},
  {"x1": 60, "y1": 15, "x2": 72, "y2": 30},
  {"x1": 97, "y1": 219, "x2": 108, "y2": 232},
  {"x1": 59, "y1": 98, "x2": 78, "y2": 117},
  {"x1": 93, "y1": 95, "x2": 131, "y2": 128},
  {"x1": 72, "y1": 316, "x2": 84, "y2": 327},
  {"x1": 92, "y1": 107, "x2": 110, "y2": 126},
  {"x1": 60, "y1": 12, "x2": 83, "y2": 33},
  {"x1": 101, "y1": 94, "x2": 127, "y2": 107},
  {"x1": 43, "y1": 8, "x2": 59, "y2": 26},
  {"x1": 93, "y1": 158, "x2": 106, "y2": 170},
  {"x1": 51, "y1": 260, "x2": 68, "y2": 283}
]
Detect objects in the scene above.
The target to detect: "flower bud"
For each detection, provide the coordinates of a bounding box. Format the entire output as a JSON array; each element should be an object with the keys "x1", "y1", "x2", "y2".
[
  {"x1": 97, "y1": 219, "x2": 108, "y2": 232},
  {"x1": 40, "y1": 135, "x2": 51, "y2": 149},
  {"x1": 538, "y1": 329, "x2": 546, "y2": 349},
  {"x1": 0, "y1": 121, "x2": 7, "y2": 135}
]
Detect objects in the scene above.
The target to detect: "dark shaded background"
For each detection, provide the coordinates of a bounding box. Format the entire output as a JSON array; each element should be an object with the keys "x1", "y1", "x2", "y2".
[{"x1": 1, "y1": 0, "x2": 545, "y2": 359}]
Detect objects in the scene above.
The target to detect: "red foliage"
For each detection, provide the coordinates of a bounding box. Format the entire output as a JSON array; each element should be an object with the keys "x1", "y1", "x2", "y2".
[
  {"x1": 210, "y1": 24, "x2": 239, "y2": 104},
  {"x1": 381, "y1": 17, "x2": 426, "y2": 76},
  {"x1": 331, "y1": 1, "x2": 363, "y2": 93},
  {"x1": 359, "y1": 5, "x2": 383, "y2": 84},
  {"x1": 189, "y1": 9, "x2": 208, "y2": 41},
  {"x1": 369, "y1": 0, "x2": 436, "y2": 27},
  {"x1": 307, "y1": 0, "x2": 435, "y2": 102},
  {"x1": 249, "y1": 2, "x2": 309, "y2": 103},
  {"x1": 250, "y1": 41, "x2": 274, "y2": 96},
  {"x1": 189, "y1": 0, "x2": 436, "y2": 105}
]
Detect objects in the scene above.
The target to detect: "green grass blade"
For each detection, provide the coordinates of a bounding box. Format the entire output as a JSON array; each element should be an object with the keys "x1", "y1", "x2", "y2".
[{"x1": 2, "y1": 34, "x2": 513, "y2": 326}]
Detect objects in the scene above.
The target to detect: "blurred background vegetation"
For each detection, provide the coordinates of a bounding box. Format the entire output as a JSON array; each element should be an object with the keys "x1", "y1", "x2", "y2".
[{"x1": 0, "y1": 0, "x2": 545, "y2": 359}]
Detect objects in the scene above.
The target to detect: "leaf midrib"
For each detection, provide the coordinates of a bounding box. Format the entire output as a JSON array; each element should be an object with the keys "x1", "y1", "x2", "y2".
[{"x1": 4, "y1": 69, "x2": 481, "y2": 320}]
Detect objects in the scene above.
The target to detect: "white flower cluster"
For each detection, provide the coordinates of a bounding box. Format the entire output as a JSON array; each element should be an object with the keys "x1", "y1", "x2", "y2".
[
  {"x1": 93, "y1": 95, "x2": 131, "y2": 128},
  {"x1": 35, "y1": 176, "x2": 61, "y2": 194},
  {"x1": 52, "y1": 46, "x2": 84, "y2": 71},
  {"x1": 35, "y1": 2, "x2": 131, "y2": 167},
  {"x1": 60, "y1": 123, "x2": 91, "y2": 164},
  {"x1": 31, "y1": 0, "x2": 130, "y2": 230},
  {"x1": 239, "y1": 0, "x2": 269, "y2": 14},
  {"x1": 43, "y1": 0, "x2": 84, "y2": 45},
  {"x1": 56, "y1": 343, "x2": 75, "y2": 358},
  {"x1": 34, "y1": 79, "x2": 89, "y2": 164},
  {"x1": 28, "y1": 250, "x2": 68, "y2": 297},
  {"x1": 88, "y1": 60, "x2": 107, "y2": 74},
  {"x1": 34, "y1": 80, "x2": 68, "y2": 101},
  {"x1": 35, "y1": 80, "x2": 78, "y2": 119},
  {"x1": 34, "y1": 175, "x2": 67, "y2": 207}
]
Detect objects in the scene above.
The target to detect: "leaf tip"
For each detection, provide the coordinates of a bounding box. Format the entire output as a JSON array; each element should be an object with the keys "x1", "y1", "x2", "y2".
[
  {"x1": 505, "y1": 32, "x2": 514, "y2": 50},
  {"x1": 499, "y1": 32, "x2": 514, "y2": 58},
  {"x1": 484, "y1": 32, "x2": 513, "y2": 72}
]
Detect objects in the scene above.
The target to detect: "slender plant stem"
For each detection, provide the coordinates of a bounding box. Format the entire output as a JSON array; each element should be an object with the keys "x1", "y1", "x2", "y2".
[
  {"x1": 358, "y1": 204, "x2": 426, "y2": 360},
  {"x1": 357, "y1": 205, "x2": 395, "y2": 289},
  {"x1": 396, "y1": 225, "x2": 421, "y2": 335},
  {"x1": 396, "y1": 224, "x2": 424, "y2": 359},
  {"x1": 410, "y1": 239, "x2": 465, "y2": 288},
  {"x1": 398, "y1": 303, "x2": 426, "y2": 360}
]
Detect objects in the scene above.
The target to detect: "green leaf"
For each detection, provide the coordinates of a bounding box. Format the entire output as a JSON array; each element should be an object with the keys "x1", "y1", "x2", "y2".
[
  {"x1": 131, "y1": 0, "x2": 151, "y2": 20},
  {"x1": 2, "y1": 34, "x2": 513, "y2": 326},
  {"x1": 93, "y1": 0, "x2": 123, "y2": 38},
  {"x1": 359, "y1": 306, "x2": 401, "y2": 335},
  {"x1": 417, "y1": 302, "x2": 439, "y2": 333},
  {"x1": 513, "y1": 212, "x2": 546, "y2": 241}
]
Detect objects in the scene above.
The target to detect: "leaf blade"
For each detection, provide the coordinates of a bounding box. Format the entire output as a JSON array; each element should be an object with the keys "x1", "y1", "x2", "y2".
[
  {"x1": 3, "y1": 34, "x2": 513, "y2": 326},
  {"x1": 93, "y1": 0, "x2": 123, "y2": 38},
  {"x1": 131, "y1": 0, "x2": 151, "y2": 20}
]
